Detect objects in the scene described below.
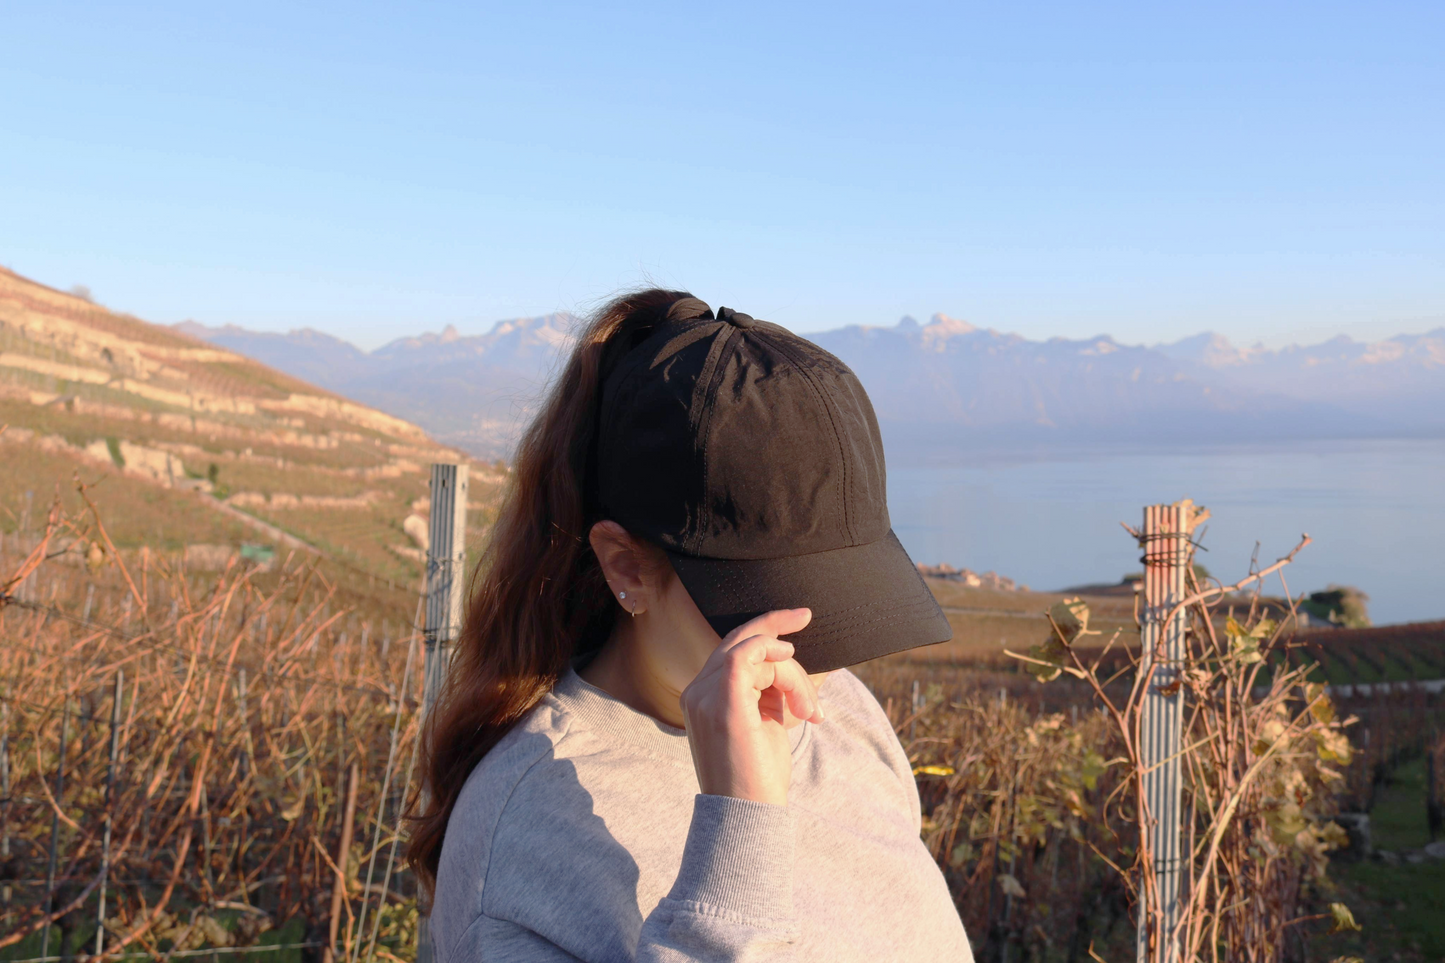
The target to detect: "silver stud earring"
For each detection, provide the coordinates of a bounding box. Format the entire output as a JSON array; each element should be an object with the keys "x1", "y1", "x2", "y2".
[{"x1": 619, "y1": 591, "x2": 627, "y2": 600}]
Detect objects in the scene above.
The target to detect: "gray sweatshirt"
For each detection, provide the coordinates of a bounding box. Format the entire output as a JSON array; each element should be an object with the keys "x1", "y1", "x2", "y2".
[{"x1": 430, "y1": 668, "x2": 974, "y2": 962}]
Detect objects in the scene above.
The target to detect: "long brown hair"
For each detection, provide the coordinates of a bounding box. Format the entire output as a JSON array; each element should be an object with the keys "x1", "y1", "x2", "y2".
[{"x1": 406, "y1": 288, "x2": 694, "y2": 896}]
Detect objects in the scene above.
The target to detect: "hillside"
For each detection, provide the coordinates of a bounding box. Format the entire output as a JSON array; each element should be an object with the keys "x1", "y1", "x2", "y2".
[
  {"x1": 0, "y1": 266, "x2": 505, "y2": 588},
  {"x1": 181, "y1": 312, "x2": 1444, "y2": 461}
]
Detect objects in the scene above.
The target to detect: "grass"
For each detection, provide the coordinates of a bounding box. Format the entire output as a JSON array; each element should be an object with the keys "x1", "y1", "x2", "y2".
[
  {"x1": 202, "y1": 460, "x2": 381, "y2": 499},
  {"x1": 0, "y1": 448, "x2": 250, "y2": 550},
  {"x1": 912, "y1": 579, "x2": 1140, "y2": 667},
  {"x1": 1370, "y1": 756, "x2": 1437, "y2": 853},
  {"x1": 1317, "y1": 758, "x2": 1445, "y2": 961}
]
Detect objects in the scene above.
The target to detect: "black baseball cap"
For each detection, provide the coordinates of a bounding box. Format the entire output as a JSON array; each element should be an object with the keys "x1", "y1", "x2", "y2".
[{"x1": 595, "y1": 296, "x2": 952, "y2": 672}]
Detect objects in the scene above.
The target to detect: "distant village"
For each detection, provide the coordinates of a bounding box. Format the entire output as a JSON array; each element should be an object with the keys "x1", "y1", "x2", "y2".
[{"x1": 916, "y1": 562, "x2": 1028, "y2": 593}]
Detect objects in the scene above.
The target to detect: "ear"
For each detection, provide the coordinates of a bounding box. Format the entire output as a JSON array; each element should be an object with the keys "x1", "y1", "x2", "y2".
[{"x1": 589, "y1": 521, "x2": 651, "y2": 616}]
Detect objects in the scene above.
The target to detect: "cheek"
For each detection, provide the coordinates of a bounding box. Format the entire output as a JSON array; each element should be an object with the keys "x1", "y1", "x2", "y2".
[{"x1": 659, "y1": 576, "x2": 724, "y2": 654}]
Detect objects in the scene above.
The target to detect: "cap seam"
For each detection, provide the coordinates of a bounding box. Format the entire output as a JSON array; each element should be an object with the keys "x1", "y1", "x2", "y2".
[
  {"x1": 693, "y1": 325, "x2": 741, "y2": 555},
  {"x1": 752, "y1": 327, "x2": 855, "y2": 544},
  {"x1": 689, "y1": 323, "x2": 734, "y2": 434}
]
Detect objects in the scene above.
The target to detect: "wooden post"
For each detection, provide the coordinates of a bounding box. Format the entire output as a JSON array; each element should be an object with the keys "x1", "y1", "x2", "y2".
[
  {"x1": 422, "y1": 463, "x2": 469, "y2": 714},
  {"x1": 1135, "y1": 501, "x2": 1198, "y2": 963},
  {"x1": 416, "y1": 463, "x2": 468, "y2": 963}
]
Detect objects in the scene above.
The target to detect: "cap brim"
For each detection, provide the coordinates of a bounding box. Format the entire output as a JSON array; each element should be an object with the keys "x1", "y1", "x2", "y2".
[{"x1": 666, "y1": 530, "x2": 953, "y2": 673}]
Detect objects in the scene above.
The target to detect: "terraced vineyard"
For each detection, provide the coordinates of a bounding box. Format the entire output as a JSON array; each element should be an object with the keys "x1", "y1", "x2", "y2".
[
  {"x1": 1294, "y1": 621, "x2": 1445, "y2": 685},
  {"x1": 0, "y1": 266, "x2": 506, "y2": 586}
]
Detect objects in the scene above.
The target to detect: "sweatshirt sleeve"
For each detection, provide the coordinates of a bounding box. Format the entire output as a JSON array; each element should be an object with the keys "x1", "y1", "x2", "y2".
[
  {"x1": 634, "y1": 794, "x2": 798, "y2": 962},
  {"x1": 446, "y1": 794, "x2": 798, "y2": 962}
]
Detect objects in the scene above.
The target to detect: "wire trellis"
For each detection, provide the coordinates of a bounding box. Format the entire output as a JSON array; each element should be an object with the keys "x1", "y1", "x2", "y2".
[
  {"x1": 5, "y1": 942, "x2": 324, "y2": 963},
  {"x1": 0, "y1": 518, "x2": 428, "y2": 963}
]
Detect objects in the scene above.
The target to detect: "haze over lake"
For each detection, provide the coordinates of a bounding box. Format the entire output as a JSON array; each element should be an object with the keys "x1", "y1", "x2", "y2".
[{"x1": 887, "y1": 438, "x2": 1445, "y2": 627}]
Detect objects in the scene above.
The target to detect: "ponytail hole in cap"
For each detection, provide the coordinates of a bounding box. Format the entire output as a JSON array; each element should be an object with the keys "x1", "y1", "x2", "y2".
[{"x1": 717, "y1": 306, "x2": 755, "y2": 329}]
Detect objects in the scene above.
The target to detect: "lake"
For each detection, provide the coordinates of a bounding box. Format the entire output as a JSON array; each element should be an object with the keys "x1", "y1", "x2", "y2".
[{"x1": 887, "y1": 438, "x2": 1445, "y2": 626}]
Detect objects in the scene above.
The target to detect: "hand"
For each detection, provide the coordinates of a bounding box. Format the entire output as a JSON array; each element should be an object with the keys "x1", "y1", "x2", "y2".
[{"x1": 679, "y1": 608, "x2": 825, "y2": 806}]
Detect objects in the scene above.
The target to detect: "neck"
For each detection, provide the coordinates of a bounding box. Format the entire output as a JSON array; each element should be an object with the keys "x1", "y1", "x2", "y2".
[{"x1": 579, "y1": 620, "x2": 690, "y2": 729}]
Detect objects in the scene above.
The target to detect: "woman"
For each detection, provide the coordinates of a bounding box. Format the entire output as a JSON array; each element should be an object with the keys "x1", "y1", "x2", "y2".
[{"x1": 410, "y1": 290, "x2": 974, "y2": 961}]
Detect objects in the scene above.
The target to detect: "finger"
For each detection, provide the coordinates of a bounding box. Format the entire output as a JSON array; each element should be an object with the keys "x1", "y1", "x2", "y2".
[
  {"x1": 766, "y1": 658, "x2": 824, "y2": 722},
  {"x1": 737, "y1": 636, "x2": 800, "y2": 666},
  {"x1": 718, "y1": 647, "x2": 825, "y2": 724},
  {"x1": 757, "y1": 685, "x2": 788, "y2": 725},
  {"x1": 691, "y1": 636, "x2": 781, "y2": 711},
  {"x1": 719, "y1": 608, "x2": 812, "y2": 650},
  {"x1": 739, "y1": 654, "x2": 817, "y2": 722},
  {"x1": 722, "y1": 640, "x2": 799, "y2": 699},
  {"x1": 726, "y1": 636, "x2": 794, "y2": 676}
]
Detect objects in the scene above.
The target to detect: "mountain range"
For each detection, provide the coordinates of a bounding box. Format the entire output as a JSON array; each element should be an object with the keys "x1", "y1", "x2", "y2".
[
  {"x1": 174, "y1": 316, "x2": 572, "y2": 459},
  {"x1": 177, "y1": 313, "x2": 1445, "y2": 461}
]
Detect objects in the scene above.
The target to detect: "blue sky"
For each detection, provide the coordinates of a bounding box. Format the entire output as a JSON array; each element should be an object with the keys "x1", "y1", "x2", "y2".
[{"x1": 3, "y1": 2, "x2": 1442, "y2": 350}]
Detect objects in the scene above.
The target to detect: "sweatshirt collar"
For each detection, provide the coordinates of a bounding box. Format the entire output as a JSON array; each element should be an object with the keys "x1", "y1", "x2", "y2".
[{"x1": 551, "y1": 668, "x2": 812, "y2": 763}]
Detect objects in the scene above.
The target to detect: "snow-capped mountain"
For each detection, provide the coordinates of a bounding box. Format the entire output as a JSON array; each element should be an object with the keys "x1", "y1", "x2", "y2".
[{"x1": 178, "y1": 314, "x2": 1443, "y2": 460}]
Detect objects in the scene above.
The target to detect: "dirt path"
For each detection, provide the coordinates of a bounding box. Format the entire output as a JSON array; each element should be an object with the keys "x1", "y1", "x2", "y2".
[{"x1": 202, "y1": 495, "x2": 323, "y2": 555}]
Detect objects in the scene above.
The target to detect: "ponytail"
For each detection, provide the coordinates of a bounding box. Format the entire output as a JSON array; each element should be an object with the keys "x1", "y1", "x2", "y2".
[{"x1": 406, "y1": 288, "x2": 694, "y2": 895}]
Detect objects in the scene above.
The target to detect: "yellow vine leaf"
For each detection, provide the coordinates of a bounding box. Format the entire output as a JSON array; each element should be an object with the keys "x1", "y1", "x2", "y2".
[
  {"x1": 1049, "y1": 597, "x2": 1091, "y2": 641},
  {"x1": 1315, "y1": 728, "x2": 1353, "y2": 765},
  {"x1": 1328, "y1": 902, "x2": 1362, "y2": 933},
  {"x1": 1305, "y1": 682, "x2": 1336, "y2": 724}
]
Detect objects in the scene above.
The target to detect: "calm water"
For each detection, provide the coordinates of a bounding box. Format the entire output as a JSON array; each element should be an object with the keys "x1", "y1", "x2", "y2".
[{"x1": 887, "y1": 438, "x2": 1445, "y2": 626}]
